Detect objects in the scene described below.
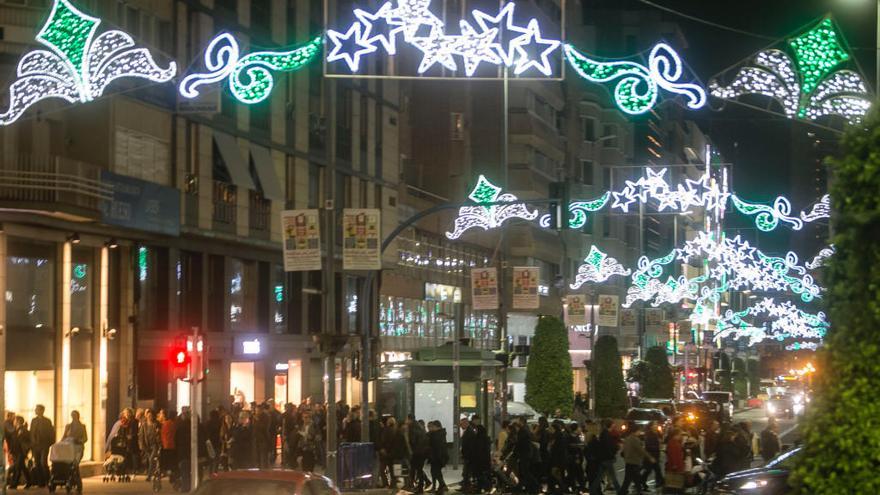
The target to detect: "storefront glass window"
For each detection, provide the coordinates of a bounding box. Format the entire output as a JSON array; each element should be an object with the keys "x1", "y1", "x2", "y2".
[
  {"x1": 379, "y1": 297, "x2": 495, "y2": 342},
  {"x1": 229, "y1": 258, "x2": 257, "y2": 332},
  {"x1": 6, "y1": 242, "x2": 54, "y2": 330},
  {"x1": 230, "y1": 362, "x2": 255, "y2": 407},
  {"x1": 5, "y1": 370, "x2": 55, "y2": 424}
]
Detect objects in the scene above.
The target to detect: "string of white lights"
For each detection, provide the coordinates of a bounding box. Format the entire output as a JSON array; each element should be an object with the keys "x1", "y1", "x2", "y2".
[
  {"x1": 446, "y1": 175, "x2": 539, "y2": 240},
  {"x1": 569, "y1": 246, "x2": 631, "y2": 289}
]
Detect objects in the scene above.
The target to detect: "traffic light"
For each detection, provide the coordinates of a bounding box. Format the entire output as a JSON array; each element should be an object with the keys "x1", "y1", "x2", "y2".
[{"x1": 170, "y1": 344, "x2": 190, "y2": 379}]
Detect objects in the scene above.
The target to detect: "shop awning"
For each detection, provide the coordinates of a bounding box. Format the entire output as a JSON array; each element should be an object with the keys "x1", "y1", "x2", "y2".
[
  {"x1": 214, "y1": 131, "x2": 254, "y2": 189},
  {"x1": 250, "y1": 145, "x2": 284, "y2": 201}
]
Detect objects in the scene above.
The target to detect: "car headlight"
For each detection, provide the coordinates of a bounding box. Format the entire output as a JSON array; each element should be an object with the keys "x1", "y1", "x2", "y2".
[
  {"x1": 767, "y1": 403, "x2": 776, "y2": 414},
  {"x1": 793, "y1": 394, "x2": 803, "y2": 404},
  {"x1": 740, "y1": 479, "x2": 769, "y2": 490},
  {"x1": 794, "y1": 403, "x2": 804, "y2": 414}
]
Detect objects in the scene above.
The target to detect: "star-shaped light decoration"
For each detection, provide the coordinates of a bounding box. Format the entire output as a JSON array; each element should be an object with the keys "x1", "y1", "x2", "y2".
[
  {"x1": 326, "y1": 22, "x2": 378, "y2": 72},
  {"x1": 471, "y1": 3, "x2": 531, "y2": 66},
  {"x1": 446, "y1": 175, "x2": 538, "y2": 239},
  {"x1": 454, "y1": 21, "x2": 501, "y2": 76},
  {"x1": 411, "y1": 25, "x2": 458, "y2": 73},
  {"x1": 512, "y1": 19, "x2": 561, "y2": 76},
  {"x1": 570, "y1": 246, "x2": 632, "y2": 289},
  {"x1": 354, "y1": 2, "x2": 407, "y2": 55}
]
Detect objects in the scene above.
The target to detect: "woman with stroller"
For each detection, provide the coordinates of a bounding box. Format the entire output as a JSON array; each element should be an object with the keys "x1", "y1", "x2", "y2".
[
  {"x1": 8, "y1": 415, "x2": 32, "y2": 489},
  {"x1": 61, "y1": 410, "x2": 88, "y2": 494}
]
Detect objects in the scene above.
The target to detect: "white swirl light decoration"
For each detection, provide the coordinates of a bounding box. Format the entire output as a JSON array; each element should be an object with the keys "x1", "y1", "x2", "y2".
[
  {"x1": 180, "y1": 33, "x2": 239, "y2": 99},
  {"x1": 648, "y1": 43, "x2": 707, "y2": 110},
  {"x1": 569, "y1": 246, "x2": 631, "y2": 289},
  {"x1": 785, "y1": 341, "x2": 820, "y2": 351},
  {"x1": 0, "y1": 0, "x2": 176, "y2": 125}
]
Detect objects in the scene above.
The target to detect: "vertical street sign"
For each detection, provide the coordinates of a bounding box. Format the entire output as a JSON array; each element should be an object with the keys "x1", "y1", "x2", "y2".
[
  {"x1": 342, "y1": 208, "x2": 382, "y2": 270},
  {"x1": 511, "y1": 266, "x2": 540, "y2": 309},
  {"x1": 471, "y1": 267, "x2": 499, "y2": 310},
  {"x1": 281, "y1": 209, "x2": 322, "y2": 271}
]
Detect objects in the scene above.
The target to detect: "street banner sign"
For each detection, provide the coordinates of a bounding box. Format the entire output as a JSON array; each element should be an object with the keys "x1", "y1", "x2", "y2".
[
  {"x1": 471, "y1": 267, "x2": 499, "y2": 310},
  {"x1": 620, "y1": 308, "x2": 637, "y2": 334},
  {"x1": 512, "y1": 266, "x2": 540, "y2": 309},
  {"x1": 597, "y1": 294, "x2": 619, "y2": 327},
  {"x1": 342, "y1": 208, "x2": 382, "y2": 270},
  {"x1": 281, "y1": 209, "x2": 322, "y2": 271},
  {"x1": 565, "y1": 294, "x2": 587, "y2": 326},
  {"x1": 646, "y1": 308, "x2": 665, "y2": 330}
]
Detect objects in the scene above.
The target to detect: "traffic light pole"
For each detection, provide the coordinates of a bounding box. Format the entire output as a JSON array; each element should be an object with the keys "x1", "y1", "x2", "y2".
[{"x1": 190, "y1": 326, "x2": 199, "y2": 492}]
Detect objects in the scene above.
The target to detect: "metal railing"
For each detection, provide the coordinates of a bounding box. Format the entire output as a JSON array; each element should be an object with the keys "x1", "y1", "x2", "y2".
[
  {"x1": 0, "y1": 153, "x2": 113, "y2": 213},
  {"x1": 212, "y1": 180, "x2": 237, "y2": 233},
  {"x1": 248, "y1": 190, "x2": 271, "y2": 239}
]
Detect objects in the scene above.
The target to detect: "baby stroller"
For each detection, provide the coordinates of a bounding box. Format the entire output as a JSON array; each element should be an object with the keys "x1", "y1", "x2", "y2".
[
  {"x1": 103, "y1": 433, "x2": 133, "y2": 483},
  {"x1": 48, "y1": 438, "x2": 82, "y2": 494}
]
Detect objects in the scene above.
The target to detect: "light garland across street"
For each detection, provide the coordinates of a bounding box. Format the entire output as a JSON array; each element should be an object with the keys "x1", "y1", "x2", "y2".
[
  {"x1": 569, "y1": 246, "x2": 631, "y2": 289},
  {"x1": 445, "y1": 175, "x2": 539, "y2": 240},
  {"x1": 717, "y1": 297, "x2": 829, "y2": 345},
  {"x1": 0, "y1": 0, "x2": 176, "y2": 125}
]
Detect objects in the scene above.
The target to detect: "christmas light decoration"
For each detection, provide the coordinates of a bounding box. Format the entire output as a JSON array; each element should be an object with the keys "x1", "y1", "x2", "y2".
[
  {"x1": 538, "y1": 192, "x2": 610, "y2": 229},
  {"x1": 569, "y1": 246, "x2": 631, "y2": 289},
  {"x1": 806, "y1": 245, "x2": 835, "y2": 270},
  {"x1": 0, "y1": 0, "x2": 176, "y2": 125},
  {"x1": 446, "y1": 175, "x2": 538, "y2": 239},
  {"x1": 709, "y1": 18, "x2": 872, "y2": 124},
  {"x1": 327, "y1": 0, "x2": 560, "y2": 76},
  {"x1": 610, "y1": 168, "x2": 728, "y2": 215},
  {"x1": 180, "y1": 33, "x2": 322, "y2": 104},
  {"x1": 801, "y1": 194, "x2": 830, "y2": 223},
  {"x1": 730, "y1": 195, "x2": 803, "y2": 231},
  {"x1": 717, "y1": 297, "x2": 828, "y2": 343},
  {"x1": 677, "y1": 232, "x2": 822, "y2": 302},
  {"x1": 785, "y1": 341, "x2": 820, "y2": 351},
  {"x1": 563, "y1": 43, "x2": 706, "y2": 115}
]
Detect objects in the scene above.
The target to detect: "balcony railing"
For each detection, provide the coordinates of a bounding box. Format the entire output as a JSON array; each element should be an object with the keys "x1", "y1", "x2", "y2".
[
  {"x1": 212, "y1": 180, "x2": 237, "y2": 234},
  {"x1": 0, "y1": 153, "x2": 113, "y2": 214},
  {"x1": 248, "y1": 190, "x2": 271, "y2": 240}
]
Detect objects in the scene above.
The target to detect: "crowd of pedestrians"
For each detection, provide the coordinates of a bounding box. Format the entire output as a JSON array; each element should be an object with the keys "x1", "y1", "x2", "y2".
[{"x1": 2, "y1": 406, "x2": 87, "y2": 489}]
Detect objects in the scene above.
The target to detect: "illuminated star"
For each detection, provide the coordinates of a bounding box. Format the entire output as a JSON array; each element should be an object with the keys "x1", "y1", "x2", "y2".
[
  {"x1": 326, "y1": 22, "x2": 378, "y2": 72},
  {"x1": 354, "y1": 3, "x2": 406, "y2": 55},
  {"x1": 471, "y1": 3, "x2": 531, "y2": 66},
  {"x1": 411, "y1": 26, "x2": 457, "y2": 73},
  {"x1": 512, "y1": 19, "x2": 561, "y2": 76},
  {"x1": 611, "y1": 190, "x2": 637, "y2": 212},
  {"x1": 453, "y1": 21, "x2": 501, "y2": 76}
]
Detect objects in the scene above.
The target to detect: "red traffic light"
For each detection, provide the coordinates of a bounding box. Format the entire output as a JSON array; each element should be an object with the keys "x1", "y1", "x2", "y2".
[{"x1": 170, "y1": 346, "x2": 190, "y2": 368}]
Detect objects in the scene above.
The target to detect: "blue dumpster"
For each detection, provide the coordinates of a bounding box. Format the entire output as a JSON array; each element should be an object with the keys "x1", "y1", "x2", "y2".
[{"x1": 337, "y1": 442, "x2": 375, "y2": 490}]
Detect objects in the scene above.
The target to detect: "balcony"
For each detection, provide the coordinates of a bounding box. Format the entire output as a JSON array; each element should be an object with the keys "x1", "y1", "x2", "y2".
[
  {"x1": 212, "y1": 181, "x2": 237, "y2": 234},
  {"x1": 0, "y1": 153, "x2": 113, "y2": 219},
  {"x1": 248, "y1": 190, "x2": 271, "y2": 240}
]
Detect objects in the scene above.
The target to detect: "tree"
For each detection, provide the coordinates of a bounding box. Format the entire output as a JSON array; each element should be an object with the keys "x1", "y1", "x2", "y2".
[
  {"x1": 639, "y1": 346, "x2": 674, "y2": 398},
  {"x1": 732, "y1": 357, "x2": 747, "y2": 400},
  {"x1": 593, "y1": 335, "x2": 628, "y2": 418},
  {"x1": 525, "y1": 315, "x2": 573, "y2": 416},
  {"x1": 791, "y1": 109, "x2": 880, "y2": 494},
  {"x1": 746, "y1": 358, "x2": 760, "y2": 398}
]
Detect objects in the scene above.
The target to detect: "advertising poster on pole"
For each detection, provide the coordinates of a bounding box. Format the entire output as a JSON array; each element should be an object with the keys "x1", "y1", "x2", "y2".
[
  {"x1": 342, "y1": 208, "x2": 382, "y2": 270},
  {"x1": 646, "y1": 309, "x2": 666, "y2": 331},
  {"x1": 565, "y1": 294, "x2": 588, "y2": 326},
  {"x1": 620, "y1": 308, "x2": 637, "y2": 335},
  {"x1": 597, "y1": 294, "x2": 619, "y2": 327},
  {"x1": 281, "y1": 209, "x2": 322, "y2": 271},
  {"x1": 471, "y1": 267, "x2": 499, "y2": 310},
  {"x1": 512, "y1": 266, "x2": 540, "y2": 309}
]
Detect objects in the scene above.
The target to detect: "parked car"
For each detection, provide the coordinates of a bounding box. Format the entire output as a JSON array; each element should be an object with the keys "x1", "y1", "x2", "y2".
[
  {"x1": 702, "y1": 391, "x2": 735, "y2": 421},
  {"x1": 638, "y1": 398, "x2": 677, "y2": 418},
  {"x1": 674, "y1": 400, "x2": 716, "y2": 431},
  {"x1": 621, "y1": 408, "x2": 670, "y2": 436},
  {"x1": 710, "y1": 447, "x2": 801, "y2": 494},
  {"x1": 766, "y1": 395, "x2": 798, "y2": 419},
  {"x1": 194, "y1": 470, "x2": 339, "y2": 495}
]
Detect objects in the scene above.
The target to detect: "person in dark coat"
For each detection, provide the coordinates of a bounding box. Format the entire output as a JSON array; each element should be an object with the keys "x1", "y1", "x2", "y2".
[
  {"x1": 378, "y1": 417, "x2": 400, "y2": 488},
  {"x1": 282, "y1": 404, "x2": 302, "y2": 469},
  {"x1": 640, "y1": 421, "x2": 664, "y2": 490},
  {"x1": 711, "y1": 429, "x2": 741, "y2": 478},
  {"x1": 29, "y1": 404, "x2": 54, "y2": 487},
  {"x1": 589, "y1": 419, "x2": 620, "y2": 495},
  {"x1": 408, "y1": 419, "x2": 431, "y2": 493},
  {"x1": 8, "y1": 416, "x2": 32, "y2": 489},
  {"x1": 230, "y1": 411, "x2": 257, "y2": 470},
  {"x1": 760, "y1": 419, "x2": 781, "y2": 463},
  {"x1": 514, "y1": 418, "x2": 538, "y2": 493},
  {"x1": 427, "y1": 421, "x2": 449, "y2": 494},
  {"x1": 547, "y1": 421, "x2": 570, "y2": 494},
  {"x1": 469, "y1": 415, "x2": 492, "y2": 491}
]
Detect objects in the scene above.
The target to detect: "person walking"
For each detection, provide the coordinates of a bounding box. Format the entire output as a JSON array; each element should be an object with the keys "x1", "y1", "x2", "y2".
[
  {"x1": 664, "y1": 429, "x2": 686, "y2": 495},
  {"x1": 589, "y1": 419, "x2": 620, "y2": 495},
  {"x1": 230, "y1": 411, "x2": 257, "y2": 470},
  {"x1": 618, "y1": 425, "x2": 654, "y2": 495},
  {"x1": 427, "y1": 421, "x2": 449, "y2": 494},
  {"x1": 29, "y1": 404, "x2": 54, "y2": 487},
  {"x1": 158, "y1": 409, "x2": 178, "y2": 482},
  {"x1": 138, "y1": 409, "x2": 161, "y2": 481},
  {"x1": 640, "y1": 421, "x2": 664, "y2": 491},
  {"x1": 514, "y1": 418, "x2": 539, "y2": 493},
  {"x1": 547, "y1": 421, "x2": 570, "y2": 494},
  {"x1": 254, "y1": 405, "x2": 272, "y2": 469},
  {"x1": 408, "y1": 418, "x2": 430, "y2": 493},
  {"x1": 8, "y1": 416, "x2": 32, "y2": 489},
  {"x1": 760, "y1": 419, "x2": 781, "y2": 463},
  {"x1": 62, "y1": 411, "x2": 87, "y2": 494}
]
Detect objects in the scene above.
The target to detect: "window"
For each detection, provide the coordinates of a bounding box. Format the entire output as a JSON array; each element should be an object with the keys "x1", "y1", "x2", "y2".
[
  {"x1": 115, "y1": 127, "x2": 171, "y2": 185},
  {"x1": 581, "y1": 117, "x2": 596, "y2": 142},
  {"x1": 70, "y1": 248, "x2": 93, "y2": 331},
  {"x1": 450, "y1": 112, "x2": 464, "y2": 141},
  {"x1": 271, "y1": 264, "x2": 286, "y2": 334},
  {"x1": 228, "y1": 258, "x2": 258, "y2": 332},
  {"x1": 603, "y1": 167, "x2": 612, "y2": 190},
  {"x1": 308, "y1": 164, "x2": 321, "y2": 208},
  {"x1": 602, "y1": 124, "x2": 618, "y2": 148},
  {"x1": 6, "y1": 241, "x2": 54, "y2": 330},
  {"x1": 581, "y1": 160, "x2": 594, "y2": 185}
]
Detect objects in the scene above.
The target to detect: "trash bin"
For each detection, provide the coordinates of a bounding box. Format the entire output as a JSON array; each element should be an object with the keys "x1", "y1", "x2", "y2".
[{"x1": 337, "y1": 442, "x2": 375, "y2": 490}]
